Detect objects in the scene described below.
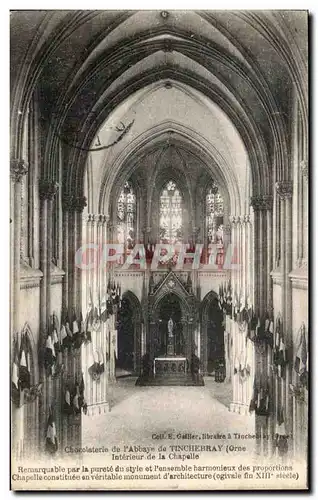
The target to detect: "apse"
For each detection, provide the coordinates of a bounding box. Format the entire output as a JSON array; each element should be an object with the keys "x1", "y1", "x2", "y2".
[
  {"x1": 10, "y1": 12, "x2": 308, "y2": 485},
  {"x1": 84, "y1": 80, "x2": 251, "y2": 217}
]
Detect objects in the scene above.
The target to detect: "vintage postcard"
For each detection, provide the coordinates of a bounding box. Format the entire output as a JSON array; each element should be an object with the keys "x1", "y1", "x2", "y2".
[{"x1": 10, "y1": 9, "x2": 308, "y2": 490}]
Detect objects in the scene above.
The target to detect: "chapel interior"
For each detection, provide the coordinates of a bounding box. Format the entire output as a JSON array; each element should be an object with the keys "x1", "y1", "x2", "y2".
[{"x1": 10, "y1": 10, "x2": 308, "y2": 463}]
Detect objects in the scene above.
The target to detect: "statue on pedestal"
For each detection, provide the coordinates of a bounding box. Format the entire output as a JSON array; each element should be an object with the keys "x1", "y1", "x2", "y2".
[
  {"x1": 167, "y1": 318, "x2": 175, "y2": 356},
  {"x1": 168, "y1": 318, "x2": 174, "y2": 338}
]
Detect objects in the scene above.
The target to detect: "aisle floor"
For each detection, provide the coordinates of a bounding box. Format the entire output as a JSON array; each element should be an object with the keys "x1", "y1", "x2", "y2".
[{"x1": 82, "y1": 378, "x2": 255, "y2": 452}]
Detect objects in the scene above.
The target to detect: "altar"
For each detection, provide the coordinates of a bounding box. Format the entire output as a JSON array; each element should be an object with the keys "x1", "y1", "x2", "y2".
[
  {"x1": 153, "y1": 357, "x2": 187, "y2": 376},
  {"x1": 135, "y1": 273, "x2": 204, "y2": 386}
]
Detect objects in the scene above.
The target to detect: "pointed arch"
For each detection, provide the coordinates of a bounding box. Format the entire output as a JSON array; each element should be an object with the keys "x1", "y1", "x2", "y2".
[{"x1": 100, "y1": 121, "x2": 238, "y2": 216}]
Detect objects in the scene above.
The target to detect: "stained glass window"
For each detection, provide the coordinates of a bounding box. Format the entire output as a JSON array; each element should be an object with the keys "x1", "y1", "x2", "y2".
[
  {"x1": 117, "y1": 181, "x2": 136, "y2": 250},
  {"x1": 159, "y1": 181, "x2": 183, "y2": 244},
  {"x1": 206, "y1": 182, "x2": 224, "y2": 245}
]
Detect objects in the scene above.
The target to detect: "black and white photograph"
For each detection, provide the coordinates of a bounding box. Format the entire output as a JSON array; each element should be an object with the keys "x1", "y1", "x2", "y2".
[{"x1": 9, "y1": 9, "x2": 308, "y2": 490}]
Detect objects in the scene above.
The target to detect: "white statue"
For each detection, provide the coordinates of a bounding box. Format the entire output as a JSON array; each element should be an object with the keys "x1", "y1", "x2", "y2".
[{"x1": 168, "y1": 317, "x2": 174, "y2": 338}]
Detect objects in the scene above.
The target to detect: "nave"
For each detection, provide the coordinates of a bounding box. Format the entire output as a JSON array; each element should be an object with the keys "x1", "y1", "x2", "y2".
[
  {"x1": 82, "y1": 378, "x2": 253, "y2": 452},
  {"x1": 10, "y1": 10, "x2": 308, "y2": 489}
]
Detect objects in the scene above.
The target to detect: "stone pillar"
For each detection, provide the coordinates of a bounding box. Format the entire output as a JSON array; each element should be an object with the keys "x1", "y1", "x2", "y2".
[
  {"x1": 250, "y1": 196, "x2": 273, "y2": 314},
  {"x1": 276, "y1": 181, "x2": 293, "y2": 440},
  {"x1": 266, "y1": 210, "x2": 273, "y2": 310},
  {"x1": 62, "y1": 194, "x2": 73, "y2": 312},
  {"x1": 300, "y1": 161, "x2": 308, "y2": 266},
  {"x1": 240, "y1": 216, "x2": 246, "y2": 300},
  {"x1": 39, "y1": 181, "x2": 59, "y2": 327},
  {"x1": 250, "y1": 194, "x2": 273, "y2": 456},
  {"x1": 87, "y1": 214, "x2": 96, "y2": 301},
  {"x1": 10, "y1": 159, "x2": 28, "y2": 336},
  {"x1": 61, "y1": 194, "x2": 86, "y2": 450},
  {"x1": 38, "y1": 180, "x2": 59, "y2": 453},
  {"x1": 68, "y1": 210, "x2": 75, "y2": 313},
  {"x1": 71, "y1": 196, "x2": 86, "y2": 448},
  {"x1": 229, "y1": 216, "x2": 239, "y2": 302},
  {"x1": 10, "y1": 159, "x2": 28, "y2": 460},
  {"x1": 73, "y1": 196, "x2": 87, "y2": 312},
  {"x1": 244, "y1": 215, "x2": 252, "y2": 299}
]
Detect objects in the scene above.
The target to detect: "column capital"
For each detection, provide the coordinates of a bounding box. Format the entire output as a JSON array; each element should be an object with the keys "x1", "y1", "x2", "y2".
[
  {"x1": 10, "y1": 158, "x2": 28, "y2": 183},
  {"x1": 103, "y1": 214, "x2": 112, "y2": 228},
  {"x1": 85, "y1": 213, "x2": 95, "y2": 223},
  {"x1": 242, "y1": 214, "x2": 251, "y2": 225},
  {"x1": 97, "y1": 214, "x2": 108, "y2": 224},
  {"x1": 300, "y1": 160, "x2": 308, "y2": 181},
  {"x1": 250, "y1": 194, "x2": 273, "y2": 211},
  {"x1": 229, "y1": 215, "x2": 239, "y2": 225},
  {"x1": 230, "y1": 214, "x2": 251, "y2": 225},
  {"x1": 62, "y1": 194, "x2": 87, "y2": 212},
  {"x1": 73, "y1": 195, "x2": 87, "y2": 213},
  {"x1": 39, "y1": 180, "x2": 59, "y2": 201},
  {"x1": 275, "y1": 181, "x2": 293, "y2": 200}
]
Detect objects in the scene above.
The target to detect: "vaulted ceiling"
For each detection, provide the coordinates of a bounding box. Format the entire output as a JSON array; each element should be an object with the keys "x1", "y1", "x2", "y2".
[{"x1": 10, "y1": 10, "x2": 308, "y2": 204}]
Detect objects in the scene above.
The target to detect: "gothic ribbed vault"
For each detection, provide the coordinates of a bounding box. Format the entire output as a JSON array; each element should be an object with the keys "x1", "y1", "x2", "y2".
[{"x1": 11, "y1": 10, "x2": 308, "y2": 200}]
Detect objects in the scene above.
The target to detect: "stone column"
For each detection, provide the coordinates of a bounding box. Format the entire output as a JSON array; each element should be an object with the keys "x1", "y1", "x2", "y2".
[
  {"x1": 61, "y1": 194, "x2": 86, "y2": 450},
  {"x1": 62, "y1": 194, "x2": 73, "y2": 312},
  {"x1": 229, "y1": 216, "x2": 239, "y2": 303},
  {"x1": 10, "y1": 159, "x2": 28, "y2": 337},
  {"x1": 275, "y1": 181, "x2": 293, "y2": 328},
  {"x1": 39, "y1": 181, "x2": 59, "y2": 328},
  {"x1": 10, "y1": 159, "x2": 28, "y2": 460},
  {"x1": 87, "y1": 214, "x2": 96, "y2": 302},
  {"x1": 66, "y1": 199, "x2": 75, "y2": 313},
  {"x1": 250, "y1": 194, "x2": 273, "y2": 456},
  {"x1": 243, "y1": 215, "x2": 252, "y2": 299},
  {"x1": 266, "y1": 209, "x2": 273, "y2": 311},
  {"x1": 250, "y1": 195, "x2": 273, "y2": 315},
  {"x1": 38, "y1": 180, "x2": 59, "y2": 453},
  {"x1": 276, "y1": 181, "x2": 293, "y2": 439},
  {"x1": 71, "y1": 196, "x2": 87, "y2": 449},
  {"x1": 46, "y1": 182, "x2": 59, "y2": 448},
  {"x1": 300, "y1": 161, "x2": 308, "y2": 266},
  {"x1": 73, "y1": 196, "x2": 87, "y2": 313},
  {"x1": 240, "y1": 216, "x2": 246, "y2": 300}
]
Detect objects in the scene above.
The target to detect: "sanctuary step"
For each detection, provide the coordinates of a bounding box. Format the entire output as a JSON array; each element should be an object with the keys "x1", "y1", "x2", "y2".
[{"x1": 135, "y1": 373, "x2": 204, "y2": 387}]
